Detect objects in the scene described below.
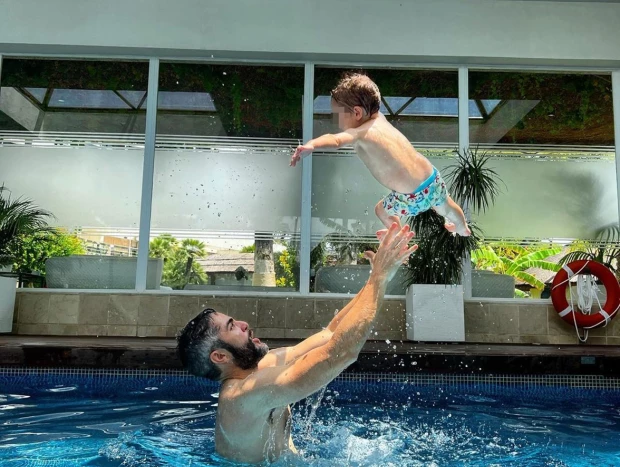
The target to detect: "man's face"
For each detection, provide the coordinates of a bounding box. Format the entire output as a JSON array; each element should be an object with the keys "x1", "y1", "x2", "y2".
[{"x1": 210, "y1": 312, "x2": 268, "y2": 369}]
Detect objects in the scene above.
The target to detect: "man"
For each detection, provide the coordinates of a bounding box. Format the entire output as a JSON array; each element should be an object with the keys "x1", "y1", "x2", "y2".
[{"x1": 177, "y1": 220, "x2": 416, "y2": 464}]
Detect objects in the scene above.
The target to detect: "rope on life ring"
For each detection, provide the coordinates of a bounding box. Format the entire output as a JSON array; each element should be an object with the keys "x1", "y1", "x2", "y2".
[{"x1": 551, "y1": 260, "x2": 620, "y2": 342}]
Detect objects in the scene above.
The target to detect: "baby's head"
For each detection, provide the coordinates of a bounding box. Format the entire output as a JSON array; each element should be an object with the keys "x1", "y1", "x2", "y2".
[{"x1": 330, "y1": 73, "x2": 381, "y2": 130}]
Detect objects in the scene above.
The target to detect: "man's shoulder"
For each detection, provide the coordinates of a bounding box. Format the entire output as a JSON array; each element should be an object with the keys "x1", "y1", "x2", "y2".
[{"x1": 220, "y1": 370, "x2": 273, "y2": 402}]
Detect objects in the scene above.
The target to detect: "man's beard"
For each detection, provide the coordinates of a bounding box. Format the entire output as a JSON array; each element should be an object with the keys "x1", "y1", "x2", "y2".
[{"x1": 219, "y1": 336, "x2": 268, "y2": 370}]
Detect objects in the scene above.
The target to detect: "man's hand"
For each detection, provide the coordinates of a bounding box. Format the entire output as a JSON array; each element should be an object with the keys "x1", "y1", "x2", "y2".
[
  {"x1": 365, "y1": 221, "x2": 417, "y2": 282},
  {"x1": 290, "y1": 143, "x2": 314, "y2": 167}
]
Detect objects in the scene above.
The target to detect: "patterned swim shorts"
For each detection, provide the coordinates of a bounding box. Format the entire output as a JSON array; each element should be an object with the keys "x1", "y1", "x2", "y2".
[{"x1": 382, "y1": 167, "x2": 448, "y2": 217}]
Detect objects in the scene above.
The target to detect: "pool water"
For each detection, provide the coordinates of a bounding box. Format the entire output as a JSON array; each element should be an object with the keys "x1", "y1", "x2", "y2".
[{"x1": 1, "y1": 373, "x2": 620, "y2": 466}]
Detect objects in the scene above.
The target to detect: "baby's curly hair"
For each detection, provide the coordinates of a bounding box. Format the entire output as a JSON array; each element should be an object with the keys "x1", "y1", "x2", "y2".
[{"x1": 330, "y1": 73, "x2": 381, "y2": 116}]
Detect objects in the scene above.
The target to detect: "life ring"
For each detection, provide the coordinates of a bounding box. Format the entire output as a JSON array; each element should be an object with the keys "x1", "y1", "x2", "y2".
[{"x1": 551, "y1": 260, "x2": 620, "y2": 329}]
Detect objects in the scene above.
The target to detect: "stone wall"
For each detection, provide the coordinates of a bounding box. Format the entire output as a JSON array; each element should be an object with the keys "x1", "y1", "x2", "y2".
[
  {"x1": 10, "y1": 292, "x2": 406, "y2": 341},
  {"x1": 9, "y1": 291, "x2": 618, "y2": 344}
]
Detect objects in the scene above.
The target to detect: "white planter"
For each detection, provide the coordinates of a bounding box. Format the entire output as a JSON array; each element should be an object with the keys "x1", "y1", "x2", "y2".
[
  {"x1": 0, "y1": 276, "x2": 17, "y2": 333},
  {"x1": 406, "y1": 284, "x2": 464, "y2": 342}
]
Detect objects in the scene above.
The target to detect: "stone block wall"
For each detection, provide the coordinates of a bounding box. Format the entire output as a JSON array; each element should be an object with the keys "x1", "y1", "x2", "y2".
[
  {"x1": 9, "y1": 291, "x2": 617, "y2": 345},
  {"x1": 11, "y1": 292, "x2": 406, "y2": 341},
  {"x1": 463, "y1": 302, "x2": 616, "y2": 345}
]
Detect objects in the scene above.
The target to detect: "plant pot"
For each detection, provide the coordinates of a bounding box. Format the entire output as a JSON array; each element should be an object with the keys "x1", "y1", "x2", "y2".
[
  {"x1": 406, "y1": 284, "x2": 465, "y2": 342},
  {"x1": 472, "y1": 270, "x2": 515, "y2": 298},
  {"x1": 45, "y1": 256, "x2": 164, "y2": 289},
  {"x1": 0, "y1": 276, "x2": 17, "y2": 333}
]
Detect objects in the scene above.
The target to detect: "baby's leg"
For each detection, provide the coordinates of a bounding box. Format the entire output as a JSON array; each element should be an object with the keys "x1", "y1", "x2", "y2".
[
  {"x1": 433, "y1": 196, "x2": 471, "y2": 236},
  {"x1": 375, "y1": 201, "x2": 402, "y2": 241},
  {"x1": 375, "y1": 201, "x2": 396, "y2": 230}
]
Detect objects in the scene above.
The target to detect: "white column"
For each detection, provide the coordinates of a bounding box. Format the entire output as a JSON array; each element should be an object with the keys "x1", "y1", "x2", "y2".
[
  {"x1": 135, "y1": 58, "x2": 160, "y2": 291},
  {"x1": 299, "y1": 62, "x2": 315, "y2": 295},
  {"x1": 458, "y1": 66, "x2": 473, "y2": 299},
  {"x1": 613, "y1": 71, "x2": 620, "y2": 228}
]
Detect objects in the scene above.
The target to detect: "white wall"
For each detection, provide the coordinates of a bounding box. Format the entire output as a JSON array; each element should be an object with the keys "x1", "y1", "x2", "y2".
[{"x1": 1, "y1": 0, "x2": 620, "y2": 66}]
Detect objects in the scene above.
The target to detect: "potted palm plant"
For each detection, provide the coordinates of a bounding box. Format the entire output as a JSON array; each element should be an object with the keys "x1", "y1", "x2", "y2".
[
  {"x1": 0, "y1": 186, "x2": 53, "y2": 332},
  {"x1": 405, "y1": 147, "x2": 503, "y2": 341}
]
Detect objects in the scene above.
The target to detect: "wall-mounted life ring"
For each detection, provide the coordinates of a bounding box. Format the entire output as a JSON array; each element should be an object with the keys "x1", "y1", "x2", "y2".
[{"x1": 551, "y1": 260, "x2": 620, "y2": 329}]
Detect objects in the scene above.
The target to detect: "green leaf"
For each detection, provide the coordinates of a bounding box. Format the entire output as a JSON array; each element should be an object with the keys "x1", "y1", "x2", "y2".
[
  {"x1": 519, "y1": 247, "x2": 562, "y2": 263},
  {"x1": 444, "y1": 146, "x2": 505, "y2": 213},
  {"x1": 512, "y1": 271, "x2": 545, "y2": 290},
  {"x1": 512, "y1": 260, "x2": 560, "y2": 272}
]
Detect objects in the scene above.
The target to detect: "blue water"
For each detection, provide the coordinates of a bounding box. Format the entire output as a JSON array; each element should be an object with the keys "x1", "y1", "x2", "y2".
[{"x1": 1, "y1": 374, "x2": 620, "y2": 466}]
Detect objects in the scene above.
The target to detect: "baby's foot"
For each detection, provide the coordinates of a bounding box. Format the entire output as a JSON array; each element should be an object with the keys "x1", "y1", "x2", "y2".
[{"x1": 444, "y1": 222, "x2": 471, "y2": 236}]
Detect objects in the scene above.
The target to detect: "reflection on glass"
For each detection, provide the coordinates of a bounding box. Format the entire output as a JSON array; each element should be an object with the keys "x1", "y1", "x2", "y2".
[
  {"x1": 311, "y1": 67, "x2": 459, "y2": 293},
  {"x1": 468, "y1": 72, "x2": 616, "y2": 299},
  {"x1": 0, "y1": 59, "x2": 149, "y2": 289},
  {"x1": 150, "y1": 63, "x2": 304, "y2": 291}
]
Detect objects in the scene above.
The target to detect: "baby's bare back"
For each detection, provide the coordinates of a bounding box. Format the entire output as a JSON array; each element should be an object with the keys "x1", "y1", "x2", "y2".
[{"x1": 354, "y1": 114, "x2": 434, "y2": 194}]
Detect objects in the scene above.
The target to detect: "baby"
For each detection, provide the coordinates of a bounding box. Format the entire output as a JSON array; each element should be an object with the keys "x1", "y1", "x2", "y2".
[{"x1": 290, "y1": 73, "x2": 470, "y2": 237}]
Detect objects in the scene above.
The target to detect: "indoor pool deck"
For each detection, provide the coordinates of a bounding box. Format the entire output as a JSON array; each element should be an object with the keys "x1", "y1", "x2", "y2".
[{"x1": 1, "y1": 336, "x2": 620, "y2": 375}]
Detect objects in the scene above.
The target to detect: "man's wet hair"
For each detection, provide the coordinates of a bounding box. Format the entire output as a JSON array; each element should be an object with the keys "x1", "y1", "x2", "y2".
[
  {"x1": 331, "y1": 72, "x2": 381, "y2": 117},
  {"x1": 177, "y1": 308, "x2": 268, "y2": 381},
  {"x1": 177, "y1": 308, "x2": 223, "y2": 380}
]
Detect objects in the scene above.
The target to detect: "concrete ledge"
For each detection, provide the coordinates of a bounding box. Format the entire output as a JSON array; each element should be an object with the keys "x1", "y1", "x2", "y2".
[{"x1": 2, "y1": 336, "x2": 620, "y2": 375}]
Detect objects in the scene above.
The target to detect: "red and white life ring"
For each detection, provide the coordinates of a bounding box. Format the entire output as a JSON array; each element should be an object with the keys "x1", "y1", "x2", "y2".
[{"x1": 551, "y1": 260, "x2": 620, "y2": 329}]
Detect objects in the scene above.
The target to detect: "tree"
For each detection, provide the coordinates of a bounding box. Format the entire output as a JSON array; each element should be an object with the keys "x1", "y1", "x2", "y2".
[
  {"x1": 275, "y1": 248, "x2": 298, "y2": 288},
  {"x1": 11, "y1": 230, "x2": 86, "y2": 275},
  {"x1": 149, "y1": 234, "x2": 177, "y2": 261},
  {"x1": 0, "y1": 186, "x2": 53, "y2": 268},
  {"x1": 149, "y1": 234, "x2": 208, "y2": 289}
]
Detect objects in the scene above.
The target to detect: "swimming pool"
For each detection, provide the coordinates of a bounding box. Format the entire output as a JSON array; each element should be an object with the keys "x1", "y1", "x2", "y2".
[{"x1": 1, "y1": 369, "x2": 620, "y2": 466}]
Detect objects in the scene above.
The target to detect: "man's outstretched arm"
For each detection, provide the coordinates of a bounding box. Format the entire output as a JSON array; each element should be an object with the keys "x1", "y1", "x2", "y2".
[
  {"x1": 258, "y1": 284, "x2": 368, "y2": 369},
  {"x1": 238, "y1": 223, "x2": 416, "y2": 410}
]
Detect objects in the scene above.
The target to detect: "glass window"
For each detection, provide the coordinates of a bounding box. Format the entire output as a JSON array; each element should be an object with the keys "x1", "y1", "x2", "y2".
[
  {"x1": 311, "y1": 67, "x2": 459, "y2": 293},
  {"x1": 0, "y1": 58, "x2": 149, "y2": 289},
  {"x1": 150, "y1": 63, "x2": 303, "y2": 291},
  {"x1": 468, "y1": 72, "x2": 616, "y2": 299}
]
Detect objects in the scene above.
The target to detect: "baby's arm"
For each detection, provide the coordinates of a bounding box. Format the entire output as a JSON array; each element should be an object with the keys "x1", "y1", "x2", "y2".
[{"x1": 290, "y1": 129, "x2": 361, "y2": 167}]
